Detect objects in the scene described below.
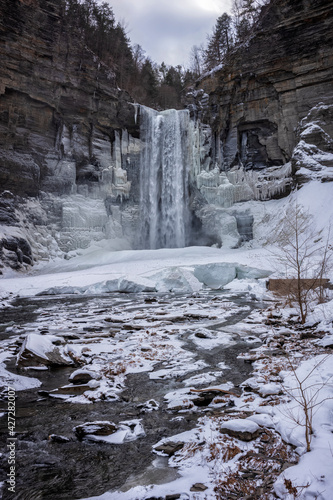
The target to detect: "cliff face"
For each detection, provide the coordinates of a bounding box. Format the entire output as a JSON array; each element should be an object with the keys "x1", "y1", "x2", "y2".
[
  {"x1": 1, "y1": 0, "x2": 333, "y2": 271},
  {"x1": 195, "y1": 0, "x2": 333, "y2": 172},
  {"x1": 0, "y1": 0, "x2": 142, "y2": 270},
  {"x1": 0, "y1": 0, "x2": 138, "y2": 197}
]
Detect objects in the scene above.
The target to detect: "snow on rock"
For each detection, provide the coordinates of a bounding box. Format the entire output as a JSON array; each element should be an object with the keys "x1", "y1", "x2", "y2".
[
  {"x1": 307, "y1": 298, "x2": 333, "y2": 338},
  {"x1": 137, "y1": 399, "x2": 159, "y2": 413},
  {"x1": 74, "y1": 421, "x2": 118, "y2": 439},
  {"x1": 150, "y1": 359, "x2": 208, "y2": 382},
  {"x1": 68, "y1": 369, "x2": 100, "y2": 384},
  {"x1": 220, "y1": 418, "x2": 261, "y2": 441},
  {"x1": 183, "y1": 372, "x2": 221, "y2": 387},
  {"x1": 17, "y1": 333, "x2": 74, "y2": 367},
  {"x1": 74, "y1": 419, "x2": 145, "y2": 444},
  {"x1": 0, "y1": 352, "x2": 41, "y2": 390},
  {"x1": 247, "y1": 413, "x2": 275, "y2": 428},
  {"x1": 164, "y1": 382, "x2": 235, "y2": 412},
  {"x1": 190, "y1": 328, "x2": 237, "y2": 349},
  {"x1": 258, "y1": 382, "x2": 282, "y2": 397}
]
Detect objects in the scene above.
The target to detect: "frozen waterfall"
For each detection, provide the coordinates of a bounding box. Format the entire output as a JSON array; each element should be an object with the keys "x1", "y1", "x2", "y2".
[{"x1": 139, "y1": 106, "x2": 192, "y2": 249}]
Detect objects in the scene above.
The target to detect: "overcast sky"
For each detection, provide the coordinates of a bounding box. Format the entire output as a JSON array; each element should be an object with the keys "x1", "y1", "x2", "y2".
[{"x1": 107, "y1": 0, "x2": 232, "y2": 67}]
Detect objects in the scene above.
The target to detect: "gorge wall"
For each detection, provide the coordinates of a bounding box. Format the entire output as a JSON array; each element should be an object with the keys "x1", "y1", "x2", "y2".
[
  {"x1": 184, "y1": 0, "x2": 333, "y2": 247},
  {"x1": 1, "y1": 0, "x2": 333, "y2": 271},
  {"x1": 188, "y1": 0, "x2": 333, "y2": 186},
  {"x1": 0, "y1": 0, "x2": 142, "y2": 270}
]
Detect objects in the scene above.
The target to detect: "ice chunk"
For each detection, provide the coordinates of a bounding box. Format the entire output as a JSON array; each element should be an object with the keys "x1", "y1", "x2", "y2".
[
  {"x1": 236, "y1": 264, "x2": 271, "y2": 279},
  {"x1": 194, "y1": 263, "x2": 237, "y2": 289},
  {"x1": 147, "y1": 267, "x2": 202, "y2": 293},
  {"x1": 116, "y1": 277, "x2": 156, "y2": 293},
  {"x1": 39, "y1": 276, "x2": 156, "y2": 295}
]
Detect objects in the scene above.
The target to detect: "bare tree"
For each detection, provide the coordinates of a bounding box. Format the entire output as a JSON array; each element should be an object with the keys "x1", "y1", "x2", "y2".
[
  {"x1": 189, "y1": 44, "x2": 204, "y2": 77},
  {"x1": 270, "y1": 199, "x2": 332, "y2": 324},
  {"x1": 281, "y1": 355, "x2": 333, "y2": 452}
]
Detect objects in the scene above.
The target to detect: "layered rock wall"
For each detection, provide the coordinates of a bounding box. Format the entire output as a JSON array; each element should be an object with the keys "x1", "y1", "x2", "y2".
[
  {"x1": 185, "y1": 0, "x2": 333, "y2": 245},
  {"x1": 1, "y1": 0, "x2": 333, "y2": 271},
  {"x1": 196, "y1": 0, "x2": 333, "y2": 172},
  {"x1": 0, "y1": 0, "x2": 141, "y2": 269}
]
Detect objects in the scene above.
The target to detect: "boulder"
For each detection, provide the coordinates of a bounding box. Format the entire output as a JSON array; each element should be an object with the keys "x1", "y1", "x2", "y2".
[
  {"x1": 17, "y1": 334, "x2": 74, "y2": 368},
  {"x1": 74, "y1": 421, "x2": 118, "y2": 440},
  {"x1": 69, "y1": 369, "x2": 98, "y2": 385},
  {"x1": 220, "y1": 419, "x2": 261, "y2": 441},
  {"x1": 154, "y1": 441, "x2": 184, "y2": 456}
]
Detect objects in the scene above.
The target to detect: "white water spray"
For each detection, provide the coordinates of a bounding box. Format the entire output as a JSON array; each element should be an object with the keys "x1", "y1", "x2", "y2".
[{"x1": 139, "y1": 106, "x2": 192, "y2": 249}]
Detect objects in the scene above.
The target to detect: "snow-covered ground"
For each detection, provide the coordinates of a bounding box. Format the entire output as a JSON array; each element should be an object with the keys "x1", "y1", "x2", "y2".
[
  {"x1": 78, "y1": 306, "x2": 333, "y2": 500},
  {"x1": 1, "y1": 178, "x2": 333, "y2": 499}
]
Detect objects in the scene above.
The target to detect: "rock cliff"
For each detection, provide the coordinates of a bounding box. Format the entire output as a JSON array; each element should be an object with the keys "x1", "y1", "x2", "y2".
[
  {"x1": 194, "y1": 0, "x2": 333, "y2": 174},
  {"x1": 0, "y1": 0, "x2": 141, "y2": 270},
  {"x1": 0, "y1": 0, "x2": 139, "y2": 196},
  {"x1": 183, "y1": 0, "x2": 333, "y2": 246},
  {"x1": 1, "y1": 0, "x2": 333, "y2": 271}
]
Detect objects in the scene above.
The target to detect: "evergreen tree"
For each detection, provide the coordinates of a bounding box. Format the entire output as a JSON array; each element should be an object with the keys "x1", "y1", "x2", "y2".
[
  {"x1": 232, "y1": 0, "x2": 267, "y2": 43},
  {"x1": 140, "y1": 59, "x2": 159, "y2": 107},
  {"x1": 204, "y1": 13, "x2": 232, "y2": 70},
  {"x1": 60, "y1": 0, "x2": 194, "y2": 110}
]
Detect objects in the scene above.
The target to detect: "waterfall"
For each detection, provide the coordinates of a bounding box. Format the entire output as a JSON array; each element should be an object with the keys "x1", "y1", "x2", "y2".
[{"x1": 139, "y1": 106, "x2": 191, "y2": 249}]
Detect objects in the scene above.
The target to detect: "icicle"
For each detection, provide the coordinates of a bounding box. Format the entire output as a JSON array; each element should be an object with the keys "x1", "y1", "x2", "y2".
[{"x1": 134, "y1": 103, "x2": 139, "y2": 125}]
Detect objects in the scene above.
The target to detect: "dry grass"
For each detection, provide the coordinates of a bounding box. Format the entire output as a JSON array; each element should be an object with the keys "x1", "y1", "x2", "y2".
[{"x1": 101, "y1": 362, "x2": 126, "y2": 378}]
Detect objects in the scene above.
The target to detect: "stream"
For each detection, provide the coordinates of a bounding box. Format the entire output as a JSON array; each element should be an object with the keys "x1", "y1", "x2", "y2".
[{"x1": 0, "y1": 291, "x2": 266, "y2": 500}]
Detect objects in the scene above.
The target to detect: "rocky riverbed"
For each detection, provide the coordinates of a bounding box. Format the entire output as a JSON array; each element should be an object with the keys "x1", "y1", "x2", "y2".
[
  {"x1": 0, "y1": 290, "x2": 265, "y2": 499},
  {"x1": 1, "y1": 289, "x2": 333, "y2": 500}
]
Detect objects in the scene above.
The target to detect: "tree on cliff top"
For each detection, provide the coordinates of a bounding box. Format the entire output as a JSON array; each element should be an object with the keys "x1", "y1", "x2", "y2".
[
  {"x1": 60, "y1": 0, "x2": 190, "y2": 110},
  {"x1": 201, "y1": 0, "x2": 270, "y2": 74},
  {"x1": 204, "y1": 13, "x2": 233, "y2": 71}
]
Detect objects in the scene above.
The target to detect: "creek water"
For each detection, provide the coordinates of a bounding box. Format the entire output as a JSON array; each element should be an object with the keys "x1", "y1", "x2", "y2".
[{"x1": 0, "y1": 291, "x2": 264, "y2": 500}]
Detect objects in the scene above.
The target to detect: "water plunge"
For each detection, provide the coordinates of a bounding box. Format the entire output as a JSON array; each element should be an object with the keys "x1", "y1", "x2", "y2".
[{"x1": 139, "y1": 106, "x2": 192, "y2": 249}]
